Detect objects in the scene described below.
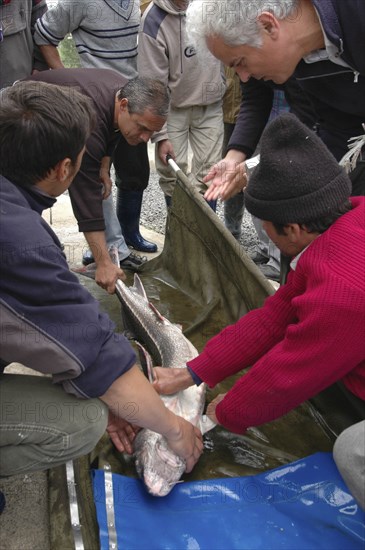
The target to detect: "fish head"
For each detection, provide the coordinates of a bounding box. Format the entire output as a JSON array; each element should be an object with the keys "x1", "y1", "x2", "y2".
[{"x1": 134, "y1": 430, "x2": 186, "y2": 497}]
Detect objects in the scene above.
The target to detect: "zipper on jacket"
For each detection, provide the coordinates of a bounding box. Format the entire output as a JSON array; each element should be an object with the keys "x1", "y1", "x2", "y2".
[
  {"x1": 296, "y1": 68, "x2": 355, "y2": 81},
  {"x1": 333, "y1": 38, "x2": 359, "y2": 83}
]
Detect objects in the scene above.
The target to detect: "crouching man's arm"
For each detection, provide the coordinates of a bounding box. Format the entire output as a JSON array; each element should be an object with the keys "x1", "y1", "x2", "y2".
[{"x1": 100, "y1": 365, "x2": 203, "y2": 473}]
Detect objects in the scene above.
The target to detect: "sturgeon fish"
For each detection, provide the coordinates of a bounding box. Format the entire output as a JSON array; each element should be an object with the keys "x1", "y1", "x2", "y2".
[{"x1": 115, "y1": 274, "x2": 215, "y2": 497}]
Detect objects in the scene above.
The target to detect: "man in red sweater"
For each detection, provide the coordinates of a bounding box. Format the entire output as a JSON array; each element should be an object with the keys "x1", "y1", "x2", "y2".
[{"x1": 153, "y1": 112, "x2": 365, "y2": 432}]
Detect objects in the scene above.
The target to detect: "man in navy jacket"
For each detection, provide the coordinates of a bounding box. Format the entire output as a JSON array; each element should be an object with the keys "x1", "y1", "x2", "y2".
[
  {"x1": 0, "y1": 81, "x2": 202, "y2": 481},
  {"x1": 186, "y1": 0, "x2": 365, "y2": 282}
]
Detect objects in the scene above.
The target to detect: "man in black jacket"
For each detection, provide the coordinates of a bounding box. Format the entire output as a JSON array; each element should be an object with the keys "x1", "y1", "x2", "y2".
[{"x1": 186, "y1": 0, "x2": 365, "y2": 281}]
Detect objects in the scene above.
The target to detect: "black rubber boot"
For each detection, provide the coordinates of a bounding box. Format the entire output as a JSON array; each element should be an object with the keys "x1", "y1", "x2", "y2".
[{"x1": 117, "y1": 189, "x2": 157, "y2": 253}]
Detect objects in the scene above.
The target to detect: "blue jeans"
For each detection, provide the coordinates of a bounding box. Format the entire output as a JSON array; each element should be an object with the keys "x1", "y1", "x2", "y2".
[
  {"x1": 83, "y1": 194, "x2": 130, "y2": 263},
  {"x1": 0, "y1": 374, "x2": 108, "y2": 477},
  {"x1": 102, "y1": 194, "x2": 130, "y2": 260}
]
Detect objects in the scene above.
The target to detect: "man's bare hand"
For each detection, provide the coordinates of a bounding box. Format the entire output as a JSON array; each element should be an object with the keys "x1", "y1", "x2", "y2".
[
  {"x1": 107, "y1": 411, "x2": 140, "y2": 454},
  {"x1": 157, "y1": 139, "x2": 175, "y2": 165},
  {"x1": 95, "y1": 261, "x2": 126, "y2": 294},
  {"x1": 204, "y1": 159, "x2": 247, "y2": 201},
  {"x1": 165, "y1": 416, "x2": 204, "y2": 473},
  {"x1": 152, "y1": 367, "x2": 194, "y2": 395}
]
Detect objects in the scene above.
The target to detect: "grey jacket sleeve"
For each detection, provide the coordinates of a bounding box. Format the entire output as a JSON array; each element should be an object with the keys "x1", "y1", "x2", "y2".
[
  {"x1": 137, "y1": 17, "x2": 170, "y2": 143},
  {"x1": 34, "y1": 0, "x2": 84, "y2": 46}
]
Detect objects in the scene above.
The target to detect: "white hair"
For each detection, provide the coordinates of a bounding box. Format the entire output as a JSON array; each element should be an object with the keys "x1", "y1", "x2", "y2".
[{"x1": 186, "y1": 0, "x2": 299, "y2": 55}]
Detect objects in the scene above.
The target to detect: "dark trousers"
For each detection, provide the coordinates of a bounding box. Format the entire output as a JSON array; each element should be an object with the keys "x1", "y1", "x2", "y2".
[{"x1": 113, "y1": 139, "x2": 150, "y2": 191}]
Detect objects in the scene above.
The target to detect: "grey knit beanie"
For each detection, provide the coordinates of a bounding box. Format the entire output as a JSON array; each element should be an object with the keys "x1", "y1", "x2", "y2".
[{"x1": 245, "y1": 113, "x2": 352, "y2": 224}]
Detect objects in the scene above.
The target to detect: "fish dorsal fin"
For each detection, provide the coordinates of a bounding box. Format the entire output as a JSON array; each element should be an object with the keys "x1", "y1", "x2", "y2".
[{"x1": 133, "y1": 273, "x2": 148, "y2": 300}]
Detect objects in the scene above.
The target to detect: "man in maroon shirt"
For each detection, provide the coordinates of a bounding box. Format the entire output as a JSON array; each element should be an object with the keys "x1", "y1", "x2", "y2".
[
  {"x1": 154, "y1": 113, "x2": 365, "y2": 427},
  {"x1": 151, "y1": 116, "x2": 365, "y2": 509}
]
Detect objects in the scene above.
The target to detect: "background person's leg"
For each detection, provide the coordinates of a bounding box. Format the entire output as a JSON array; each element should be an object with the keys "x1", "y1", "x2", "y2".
[
  {"x1": 155, "y1": 106, "x2": 190, "y2": 202},
  {"x1": 103, "y1": 194, "x2": 130, "y2": 261},
  {"x1": 114, "y1": 141, "x2": 157, "y2": 252},
  {"x1": 82, "y1": 193, "x2": 132, "y2": 266},
  {"x1": 223, "y1": 124, "x2": 245, "y2": 240},
  {"x1": 0, "y1": 374, "x2": 108, "y2": 477},
  {"x1": 333, "y1": 420, "x2": 365, "y2": 510},
  {"x1": 251, "y1": 216, "x2": 280, "y2": 282},
  {"x1": 189, "y1": 102, "x2": 224, "y2": 196},
  {"x1": 224, "y1": 192, "x2": 245, "y2": 240}
]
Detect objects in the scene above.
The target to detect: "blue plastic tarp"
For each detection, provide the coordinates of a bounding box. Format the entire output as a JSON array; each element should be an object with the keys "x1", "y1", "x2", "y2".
[{"x1": 92, "y1": 452, "x2": 365, "y2": 549}]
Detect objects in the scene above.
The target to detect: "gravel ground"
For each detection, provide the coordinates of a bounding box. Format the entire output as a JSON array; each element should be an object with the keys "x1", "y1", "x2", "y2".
[{"x1": 138, "y1": 169, "x2": 259, "y2": 255}]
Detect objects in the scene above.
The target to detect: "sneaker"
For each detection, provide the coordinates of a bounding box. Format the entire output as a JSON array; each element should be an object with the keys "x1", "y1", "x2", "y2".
[
  {"x1": 259, "y1": 263, "x2": 280, "y2": 282},
  {"x1": 120, "y1": 252, "x2": 147, "y2": 270},
  {"x1": 250, "y1": 250, "x2": 269, "y2": 264}
]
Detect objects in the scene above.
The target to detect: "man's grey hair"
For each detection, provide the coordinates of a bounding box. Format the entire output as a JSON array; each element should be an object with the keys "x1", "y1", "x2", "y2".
[
  {"x1": 186, "y1": 0, "x2": 299, "y2": 54},
  {"x1": 117, "y1": 76, "x2": 170, "y2": 118}
]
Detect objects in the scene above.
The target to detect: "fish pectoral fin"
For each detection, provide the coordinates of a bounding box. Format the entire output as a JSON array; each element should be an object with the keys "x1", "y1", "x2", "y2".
[
  {"x1": 148, "y1": 301, "x2": 169, "y2": 324},
  {"x1": 198, "y1": 415, "x2": 217, "y2": 435},
  {"x1": 71, "y1": 263, "x2": 96, "y2": 279},
  {"x1": 147, "y1": 302, "x2": 182, "y2": 331}
]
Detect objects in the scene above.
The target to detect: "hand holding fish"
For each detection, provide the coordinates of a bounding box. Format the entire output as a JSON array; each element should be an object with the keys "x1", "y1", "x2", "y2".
[
  {"x1": 164, "y1": 415, "x2": 204, "y2": 473},
  {"x1": 82, "y1": 231, "x2": 126, "y2": 293},
  {"x1": 95, "y1": 262, "x2": 126, "y2": 294},
  {"x1": 152, "y1": 366, "x2": 194, "y2": 395},
  {"x1": 106, "y1": 411, "x2": 140, "y2": 455}
]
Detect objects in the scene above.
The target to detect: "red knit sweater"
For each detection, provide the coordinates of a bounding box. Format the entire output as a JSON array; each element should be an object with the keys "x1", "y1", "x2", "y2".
[{"x1": 188, "y1": 198, "x2": 365, "y2": 434}]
